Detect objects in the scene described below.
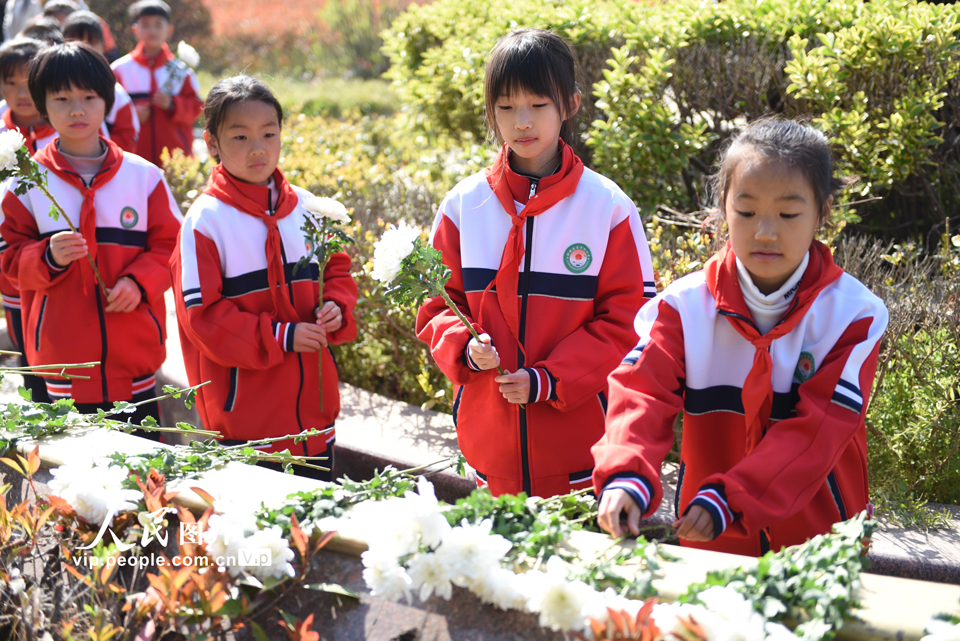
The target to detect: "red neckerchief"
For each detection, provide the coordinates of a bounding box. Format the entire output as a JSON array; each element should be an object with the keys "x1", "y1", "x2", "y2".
[
  {"x1": 704, "y1": 241, "x2": 843, "y2": 455},
  {"x1": 204, "y1": 165, "x2": 300, "y2": 322},
  {"x1": 130, "y1": 42, "x2": 174, "y2": 98},
  {"x1": 2, "y1": 110, "x2": 56, "y2": 154},
  {"x1": 481, "y1": 139, "x2": 584, "y2": 352},
  {"x1": 34, "y1": 137, "x2": 125, "y2": 294}
]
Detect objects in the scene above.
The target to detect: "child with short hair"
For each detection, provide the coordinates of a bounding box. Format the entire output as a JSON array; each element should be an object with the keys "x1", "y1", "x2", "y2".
[
  {"x1": 593, "y1": 119, "x2": 888, "y2": 556},
  {"x1": 0, "y1": 36, "x2": 51, "y2": 402},
  {"x1": 63, "y1": 11, "x2": 139, "y2": 153},
  {"x1": 172, "y1": 75, "x2": 358, "y2": 480},
  {"x1": 0, "y1": 43, "x2": 182, "y2": 432},
  {"x1": 17, "y1": 17, "x2": 63, "y2": 45},
  {"x1": 42, "y1": 0, "x2": 79, "y2": 23},
  {"x1": 416, "y1": 29, "x2": 655, "y2": 498},
  {"x1": 111, "y1": 0, "x2": 202, "y2": 167}
]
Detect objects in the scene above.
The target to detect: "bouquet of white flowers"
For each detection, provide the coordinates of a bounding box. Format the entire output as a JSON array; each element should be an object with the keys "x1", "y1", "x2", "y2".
[
  {"x1": 0, "y1": 130, "x2": 108, "y2": 297},
  {"x1": 369, "y1": 221, "x2": 506, "y2": 377},
  {"x1": 296, "y1": 195, "x2": 352, "y2": 411},
  {"x1": 161, "y1": 41, "x2": 199, "y2": 96}
]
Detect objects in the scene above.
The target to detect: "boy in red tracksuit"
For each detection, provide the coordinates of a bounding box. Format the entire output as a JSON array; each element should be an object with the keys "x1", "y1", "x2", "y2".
[
  {"x1": 1, "y1": 43, "x2": 181, "y2": 432},
  {"x1": 111, "y1": 0, "x2": 202, "y2": 167},
  {"x1": 416, "y1": 30, "x2": 655, "y2": 498},
  {"x1": 593, "y1": 119, "x2": 888, "y2": 555},
  {"x1": 172, "y1": 76, "x2": 358, "y2": 480}
]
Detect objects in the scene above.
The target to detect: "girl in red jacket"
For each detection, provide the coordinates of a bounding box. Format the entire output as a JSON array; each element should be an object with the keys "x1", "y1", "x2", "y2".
[
  {"x1": 171, "y1": 76, "x2": 358, "y2": 481},
  {"x1": 593, "y1": 119, "x2": 888, "y2": 556},
  {"x1": 416, "y1": 30, "x2": 656, "y2": 498},
  {"x1": 0, "y1": 43, "x2": 182, "y2": 434}
]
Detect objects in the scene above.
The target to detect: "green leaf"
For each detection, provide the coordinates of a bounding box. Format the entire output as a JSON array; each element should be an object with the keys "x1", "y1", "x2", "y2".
[{"x1": 303, "y1": 582, "x2": 361, "y2": 599}]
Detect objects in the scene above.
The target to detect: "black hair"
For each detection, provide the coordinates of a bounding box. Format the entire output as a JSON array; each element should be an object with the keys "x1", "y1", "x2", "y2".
[
  {"x1": 28, "y1": 42, "x2": 115, "y2": 119},
  {"x1": 713, "y1": 118, "x2": 847, "y2": 226},
  {"x1": 128, "y1": 0, "x2": 171, "y2": 24},
  {"x1": 484, "y1": 29, "x2": 581, "y2": 146},
  {"x1": 203, "y1": 75, "x2": 283, "y2": 163},
  {"x1": 62, "y1": 11, "x2": 104, "y2": 44},
  {"x1": 0, "y1": 38, "x2": 43, "y2": 83},
  {"x1": 43, "y1": 1, "x2": 80, "y2": 18},
  {"x1": 18, "y1": 18, "x2": 65, "y2": 45}
]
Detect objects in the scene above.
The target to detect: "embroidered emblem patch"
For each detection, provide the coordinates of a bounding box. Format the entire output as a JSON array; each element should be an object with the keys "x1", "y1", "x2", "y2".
[
  {"x1": 120, "y1": 207, "x2": 139, "y2": 229},
  {"x1": 563, "y1": 243, "x2": 592, "y2": 273},
  {"x1": 795, "y1": 351, "x2": 816, "y2": 382}
]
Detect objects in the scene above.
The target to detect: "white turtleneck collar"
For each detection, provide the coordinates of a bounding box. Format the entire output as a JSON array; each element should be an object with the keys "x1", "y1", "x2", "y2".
[{"x1": 735, "y1": 251, "x2": 809, "y2": 335}]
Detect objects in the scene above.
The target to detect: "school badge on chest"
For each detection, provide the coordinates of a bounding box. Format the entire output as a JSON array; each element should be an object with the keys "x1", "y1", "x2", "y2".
[
  {"x1": 120, "y1": 207, "x2": 139, "y2": 229},
  {"x1": 563, "y1": 243, "x2": 592, "y2": 273},
  {"x1": 795, "y1": 351, "x2": 816, "y2": 382}
]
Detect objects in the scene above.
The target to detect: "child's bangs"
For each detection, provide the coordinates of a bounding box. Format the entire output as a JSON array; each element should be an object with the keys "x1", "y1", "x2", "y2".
[
  {"x1": 487, "y1": 44, "x2": 563, "y2": 108},
  {"x1": 29, "y1": 44, "x2": 115, "y2": 117},
  {"x1": 42, "y1": 53, "x2": 106, "y2": 97}
]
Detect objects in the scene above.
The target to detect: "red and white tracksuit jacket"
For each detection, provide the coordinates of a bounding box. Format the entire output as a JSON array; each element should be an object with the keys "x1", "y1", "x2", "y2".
[
  {"x1": 416, "y1": 142, "x2": 655, "y2": 498},
  {"x1": 592, "y1": 242, "x2": 888, "y2": 556},
  {"x1": 111, "y1": 42, "x2": 203, "y2": 167},
  {"x1": 0, "y1": 89, "x2": 138, "y2": 330},
  {"x1": 171, "y1": 165, "x2": 358, "y2": 457},
  {"x1": 0, "y1": 138, "x2": 182, "y2": 403}
]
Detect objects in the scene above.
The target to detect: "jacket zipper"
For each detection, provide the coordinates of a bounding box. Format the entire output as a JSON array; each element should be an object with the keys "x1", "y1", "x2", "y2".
[
  {"x1": 517, "y1": 180, "x2": 537, "y2": 495},
  {"x1": 276, "y1": 209, "x2": 310, "y2": 456},
  {"x1": 95, "y1": 284, "x2": 108, "y2": 402},
  {"x1": 452, "y1": 386, "x2": 463, "y2": 427},
  {"x1": 674, "y1": 460, "x2": 685, "y2": 519}
]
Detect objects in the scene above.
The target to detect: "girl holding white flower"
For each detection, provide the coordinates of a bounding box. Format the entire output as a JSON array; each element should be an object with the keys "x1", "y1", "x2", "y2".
[
  {"x1": 171, "y1": 75, "x2": 358, "y2": 481},
  {"x1": 416, "y1": 30, "x2": 655, "y2": 498}
]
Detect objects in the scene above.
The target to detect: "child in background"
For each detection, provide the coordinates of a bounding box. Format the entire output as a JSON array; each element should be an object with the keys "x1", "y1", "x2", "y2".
[
  {"x1": 172, "y1": 76, "x2": 357, "y2": 480},
  {"x1": 41, "y1": 0, "x2": 78, "y2": 23},
  {"x1": 0, "y1": 36, "x2": 51, "y2": 403},
  {"x1": 416, "y1": 30, "x2": 655, "y2": 498},
  {"x1": 17, "y1": 17, "x2": 62, "y2": 44},
  {"x1": 593, "y1": 119, "x2": 888, "y2": 556},
  {"x1": 0, "y1": 43, "x2": 182, "y2": 433},
  {"x1": 63, "y1": 11, "x2": 139, "y2": 153},
  {"x1": 111, "y1": 0, "x2": 202, "y2": 167}
]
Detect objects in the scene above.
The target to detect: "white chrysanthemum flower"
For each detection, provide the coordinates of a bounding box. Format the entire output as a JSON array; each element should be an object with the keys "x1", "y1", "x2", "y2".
[
  {"x1": 764, "y1": 622, "x2": 800, "y2": 641},
  {"x1": 370, "y1": 220, "x2": 421, "y2": 284},
  {"x1": 49, "y1": 462, "x2": 141, "y2": 526},
  {"x1": 6, "y1": 568, "x2": 25, "y2": 596},
  {"x1": 176, "y1": 41, "x2": 200, "y2": 68},
  {"x1": 303, "y1": 194, "x2": 351, "y2": 223},
  {"x1": 0, "y1": 129, "x2": 25, "y2": 173},
  {"x1": 923, "y1": 618, "x2": 960, "y2": 641},
  {"x1": 435, "y1": 518, "x2": 512, "y2": 586},
  {"x1": 243, "y1": 525, "x2": 296, "y2": 581},
  {"x1": 581, "y1": 587, "x2": 646, "y2": 623},
  {"x1": 404, "y1": 476, "x2": 450, "y2": 549},
  {"x1": 407, "y1": 551, "x2": 454, "y2": 601},
  {"x1": 651, "y1": 586, "x2": 770, "y2": 641},
  {"x1": 470, "y1": 566, "x2": 527, "y2": 611},
  {"x1": 522, "y1": 556, "x2": 599, "y2": 632},
  {"x1": 362, "y1": 549, "x2": 412, "y2": 602}
]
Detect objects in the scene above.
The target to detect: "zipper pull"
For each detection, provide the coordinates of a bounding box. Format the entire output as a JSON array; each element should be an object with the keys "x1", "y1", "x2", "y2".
[{"x1": 528, "y1": 180, "x2": 537, "y2": 200}]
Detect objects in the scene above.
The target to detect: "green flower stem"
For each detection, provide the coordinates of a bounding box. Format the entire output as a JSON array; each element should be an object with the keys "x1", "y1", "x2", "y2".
[
  {"x1": 0, "y1": 360, "x2": 98, "y2": 380},
  {"x1": 317, "y1": 254, "x2": 329, "y2": 413},
  {"x1": 34, "y1": 180, "x2": 109, "y2": 299},
  {"x1": 220, "y1": 427, "x2": 332, "y2": 451},
  {"x1": 436, "y1": 285, "x2": 527, "y2": 408}
]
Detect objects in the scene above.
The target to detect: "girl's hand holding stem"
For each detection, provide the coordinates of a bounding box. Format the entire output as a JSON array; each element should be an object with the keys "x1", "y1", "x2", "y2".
[
  {"x1": 495, "y1": 370, "x2": 531, "y2": 404},
  {"x1": 49, "y1": 230, "x2": 86, "y2": 266},
  {"x1": 675, "y1": 504, "x2": 716, "y2": 542},
  {"x1": 293, "y1": 323, "x2": 328, "y2": 352},
  {"x1": 105, "y1": 277, "x2": 141, "y2": 313},
  {"x1": 467, "y1": 333, "x2": 500, "y2": 370},
  {"x1": 315, "y1": 301, "x2": 342, "y2": 333}
]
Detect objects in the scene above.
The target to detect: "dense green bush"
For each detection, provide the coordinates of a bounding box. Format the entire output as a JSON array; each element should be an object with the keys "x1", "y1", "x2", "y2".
[
  {"x1": 381, "y1": 0, "x2": 634, "y2": 161},
  {"x1": 384, "y1": 0, "x2": 960, "y2": 234}
]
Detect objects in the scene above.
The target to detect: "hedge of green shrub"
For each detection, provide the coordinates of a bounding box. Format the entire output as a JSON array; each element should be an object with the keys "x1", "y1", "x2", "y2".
[{"x1": 383, "y1": 0, "x2": 960, "y2": 235}]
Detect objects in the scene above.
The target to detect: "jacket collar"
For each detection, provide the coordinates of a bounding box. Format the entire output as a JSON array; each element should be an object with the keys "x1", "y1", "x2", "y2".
[
  {"x1": 203, "y1": 164, "x2": 298, "y2": 221},
  {"x1": 34, "y1": 137, "x2": 124, "y2": 190},
  {"x1": 131, "y1": 41, "x2": 174, "y2": 69},
  {"x1": 705, "y1": 240, "x2": 843, "y2": 332},
  {"x1": 485, "y1": 138, "x2": 584, "y2": 216}
]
